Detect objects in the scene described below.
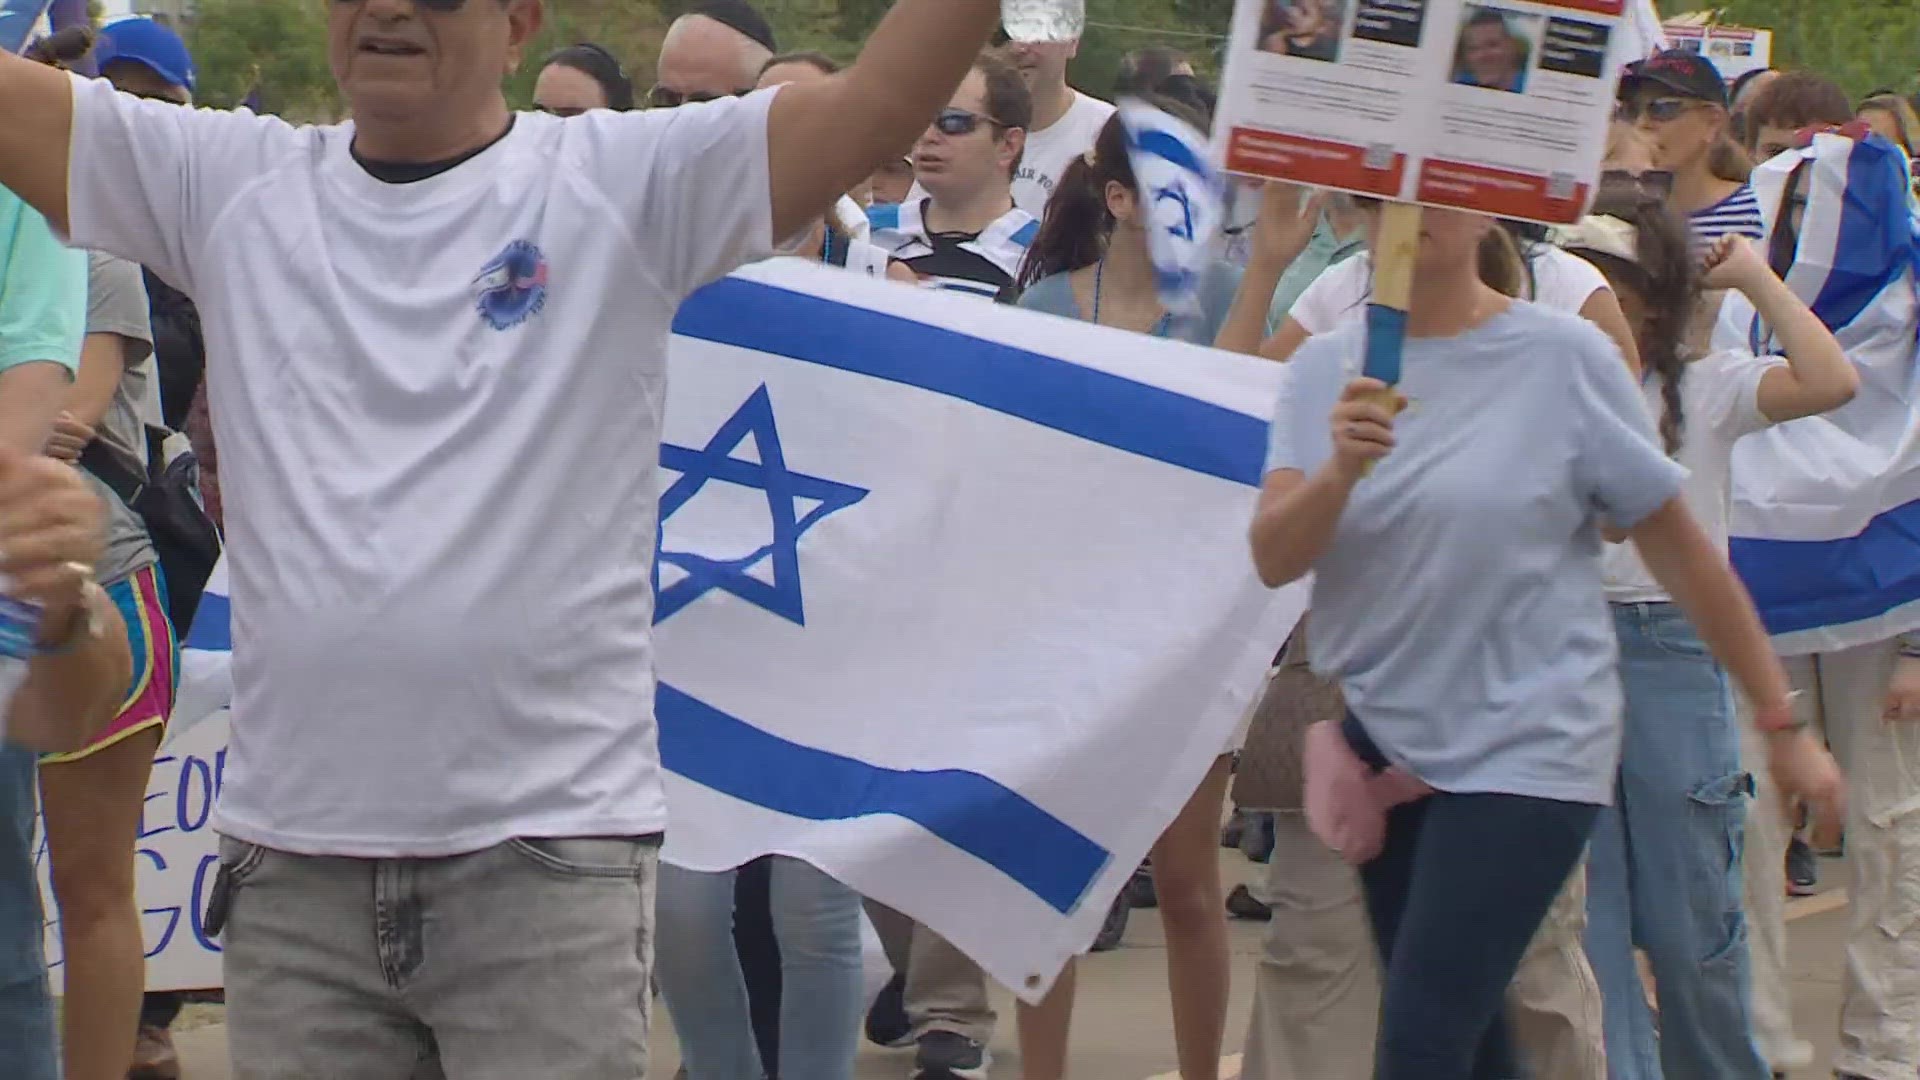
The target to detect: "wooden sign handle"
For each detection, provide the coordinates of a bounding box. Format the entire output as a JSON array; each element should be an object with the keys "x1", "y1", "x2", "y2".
[{"x1": 1358, "y1": 202, "x2": 1419, "y2": 473}]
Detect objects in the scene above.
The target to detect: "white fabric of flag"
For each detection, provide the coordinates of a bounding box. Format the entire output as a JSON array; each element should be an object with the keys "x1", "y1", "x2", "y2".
[
  {"x1": 1117, "y1": 98, "x2": 1225, "y2": 321},
  {"x1": 172, "y1": 260, "x2": 1305, "y2": 998},
  {"x1": 1716, "y1": 132, "x2": 1920, "y2": 654}
]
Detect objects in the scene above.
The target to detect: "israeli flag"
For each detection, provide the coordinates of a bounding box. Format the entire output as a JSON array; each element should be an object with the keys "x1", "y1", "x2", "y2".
[
  {"x1": 171, "y1": 557, "x2": 233, "y2": 742},
  {"x1": 0, "y1": 0, "x2": 54, "y2": 54},
  {"x1": 1117, "y1": 99, "x2": 1225, "y2": 320},
  {"x1": 1719, "y1": 132, "x2": 1920, "y2": 654},
  {"x1": 170, "y1": 261, "x2": 1304, "y2": 998}
]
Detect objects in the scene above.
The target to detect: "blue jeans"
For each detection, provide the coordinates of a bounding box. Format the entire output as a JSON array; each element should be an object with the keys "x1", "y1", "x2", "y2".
[
  {"x1": 1585, "y1": 603, "x2": 1768, "y2": 1079},
  {"x1": 1346, "y1": 720, "x2": 1599, "y2": 1080},
  {"x1": 0, "y1": 747, "x2": 57, "y2": 1080},
  {"x1": 657, "y1": 856, "x2": 863, "y2": 1080}
]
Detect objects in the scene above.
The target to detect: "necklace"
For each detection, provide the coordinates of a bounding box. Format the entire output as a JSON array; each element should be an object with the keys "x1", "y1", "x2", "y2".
[{"x1": 1092, "y1": 259, "x2": 1173, "y2": 339}]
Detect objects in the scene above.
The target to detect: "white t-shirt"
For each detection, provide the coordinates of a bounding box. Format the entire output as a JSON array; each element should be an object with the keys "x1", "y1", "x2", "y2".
[
  {"x1": 1288, "y1": 244, "x2": 1611, "y2": 333},
  {"x1": 1603, "y1": 349, "x2": 1781, "y2": 602},
  {"x1": 1012, "y1": 90, "x2": 1115, "y2": 219},
  {"x1": 65, "y1": 76, "x2": 777, "y2": 857}
]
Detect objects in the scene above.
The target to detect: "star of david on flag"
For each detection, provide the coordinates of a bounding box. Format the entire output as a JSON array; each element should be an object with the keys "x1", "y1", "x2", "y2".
[{"x1": 654, "y1": 385, "x2": 869, "y2": 626}]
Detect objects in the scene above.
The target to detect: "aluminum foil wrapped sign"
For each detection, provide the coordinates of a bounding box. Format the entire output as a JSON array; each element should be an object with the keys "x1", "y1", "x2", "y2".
[
  {"x1": 1002, "y1": 0, "x2": 1084, "y2": 43},
  {"x1": 1117, "y1": 97, "x2": 1225, "y2": 320}
]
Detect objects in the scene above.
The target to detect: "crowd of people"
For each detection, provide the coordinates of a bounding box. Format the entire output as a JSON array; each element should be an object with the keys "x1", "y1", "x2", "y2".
[{"x1": 0, "y1": 1, "x2": 1916, "y2": 1079}]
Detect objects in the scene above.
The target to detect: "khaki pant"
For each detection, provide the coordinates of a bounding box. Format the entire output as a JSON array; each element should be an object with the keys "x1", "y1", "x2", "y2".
[
  {"x1": 1742, "y1": 641, "x2": 1920, "y2": 1080},
  {"x1": 1741, "y1": 707, "x2": 1815, "y2": 1072},
  {"x1": 1241, "y1": 811, "x2": 1605, "y2": 1080},
  {"x1": 863, "y1": 900, "x2": 997, "y2": 1043}
]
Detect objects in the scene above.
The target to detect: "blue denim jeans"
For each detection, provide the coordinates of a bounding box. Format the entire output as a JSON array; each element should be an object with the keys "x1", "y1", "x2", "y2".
[
  {"x1": 657, "y1": 856, "x2": 863, "y2": 1080},
  {"x1": 1586, "y1": 603, "x2": 1768, "y2": 1079},
  {"x1": 0, "y1": 747, "x2": 57, "y2": 1080}
]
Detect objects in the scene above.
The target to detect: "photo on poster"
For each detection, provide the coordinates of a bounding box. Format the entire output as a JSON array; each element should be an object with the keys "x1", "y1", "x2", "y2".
[
  {"x1": 1452, "y1": 5, "x2": 1541, "y2": 94},
  {"x1": 1259, "y1": 0, "x2": 1349, "y2": 63}
]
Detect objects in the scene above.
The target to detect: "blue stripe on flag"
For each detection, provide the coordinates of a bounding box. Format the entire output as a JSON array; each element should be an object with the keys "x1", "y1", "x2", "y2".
[
  {"x1": 184, "y1": 589, "x2": 231, "y2": 653},
  {"x1": 1131, "y1": 128, "x2": 1210, "y2": 178},
  {"x1": 1731, "y1": 495, "x2": 1920, "y2": 634},
  {"x1": 1811, "y1": 140, "x2": 1916, "y2": 333},
  {"x1": 674, "y1": 278, "x2": 1269, "y2": 486},
  {"x1": 657, "y1": 682, "x2": 1111, "y2": 913}
]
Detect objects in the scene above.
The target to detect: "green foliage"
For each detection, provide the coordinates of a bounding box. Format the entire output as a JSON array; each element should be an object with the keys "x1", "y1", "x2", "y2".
[
  {"x1": 1659, "y1": 1, "x2": 1919, "y2": 98},
  {"x1": 187, "y1": 0, "x2": 335, "y2": 118}
]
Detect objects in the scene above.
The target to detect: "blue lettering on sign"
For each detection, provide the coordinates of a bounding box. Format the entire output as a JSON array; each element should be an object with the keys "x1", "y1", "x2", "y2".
[
  {"x1": 175, "y1": 755, "x2": 213, "y2": 834},
  {"x1": 137, "y1": 848, "x2": 178, "y2": 960}
]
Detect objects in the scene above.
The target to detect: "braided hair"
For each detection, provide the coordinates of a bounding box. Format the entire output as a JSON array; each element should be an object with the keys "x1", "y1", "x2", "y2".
[{"x1": 1571, "y1": 192, "x2": 1697, "y2": 455}]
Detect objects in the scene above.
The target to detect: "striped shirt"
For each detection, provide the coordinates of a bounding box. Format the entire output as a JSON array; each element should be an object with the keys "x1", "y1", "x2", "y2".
[
  {"x1": 1689, "y1": 184, "x2": 1765, "y2": 249},
  {"x1": 870, "y1": 199, "x2": 1038, "y2": 303}
]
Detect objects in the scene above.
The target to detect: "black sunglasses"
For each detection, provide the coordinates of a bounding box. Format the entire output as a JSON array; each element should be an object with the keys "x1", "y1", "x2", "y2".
[
  {"x1": 1616, "y1": 97, "x2": 1705, "y2": 123},
  {"x1": 931, "y1": 107, "x2": 1010, "y2": 137},
  {"x1": 1598, "y1": 168, "x2": 1675, "y2": 203},
  {"x1": 647, "y1": 85, "x2": 750, "y2": 109}
]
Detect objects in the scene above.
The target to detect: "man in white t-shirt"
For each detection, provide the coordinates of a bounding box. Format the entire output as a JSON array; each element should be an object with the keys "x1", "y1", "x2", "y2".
[
  {"x1": 0, "y1": 1, "x2": 1007, "y2": 1076},
  {"x1": 999, "y1": 36, "x2": 1114, "y2": 218}
]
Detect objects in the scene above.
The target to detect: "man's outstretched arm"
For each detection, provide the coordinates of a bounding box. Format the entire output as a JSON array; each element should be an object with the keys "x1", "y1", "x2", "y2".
[
  {"x1": 0, "y1": 54, "x2": 77, "y2": 234},
  {"x1": 765, "y1": 0, "x2": 1001, "y2": 241}
]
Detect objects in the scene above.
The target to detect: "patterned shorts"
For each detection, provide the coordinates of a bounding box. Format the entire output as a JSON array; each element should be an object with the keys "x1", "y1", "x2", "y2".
[{"x1": 41, "y1": 564, "x2": 178, "y2": 765}]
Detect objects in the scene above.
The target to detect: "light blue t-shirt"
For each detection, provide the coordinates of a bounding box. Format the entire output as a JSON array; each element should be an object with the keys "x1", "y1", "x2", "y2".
[
  {"x1": 1264, "y1": 302, "x2": 1684, "y2": 804},
  {"x1": 1016, "y1": 260, "x2": 1244, "y2": 346},
  {"x1": 0, "y1": 185, "x2": 85, "y2": 376}
]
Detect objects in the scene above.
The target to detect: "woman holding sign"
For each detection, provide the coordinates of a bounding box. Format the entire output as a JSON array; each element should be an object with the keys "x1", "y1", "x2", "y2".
[{"x1": 1247, "y1": 202, "x2": 1843, "y2": 1079}]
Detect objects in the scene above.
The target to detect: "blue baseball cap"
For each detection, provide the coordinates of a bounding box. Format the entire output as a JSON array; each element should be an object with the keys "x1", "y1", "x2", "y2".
[{"x1": 95, "y1": 17, "x2": 196, "y2": 93}]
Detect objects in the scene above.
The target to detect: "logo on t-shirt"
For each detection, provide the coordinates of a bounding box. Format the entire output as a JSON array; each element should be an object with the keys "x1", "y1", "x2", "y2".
[{"x1": 473, "y1": 240, "x2": 550, "y2": 330}]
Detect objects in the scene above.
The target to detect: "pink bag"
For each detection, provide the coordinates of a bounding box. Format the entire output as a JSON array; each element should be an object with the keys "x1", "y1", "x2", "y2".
[{"x1": 1302, "y1": 720, "x2": 1434, "y2": 865}]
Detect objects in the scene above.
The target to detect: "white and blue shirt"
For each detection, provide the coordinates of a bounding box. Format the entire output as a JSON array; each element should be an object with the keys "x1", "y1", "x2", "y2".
[{"x1": 870, "y1": 198, "x2": 1038, "y2": 303}]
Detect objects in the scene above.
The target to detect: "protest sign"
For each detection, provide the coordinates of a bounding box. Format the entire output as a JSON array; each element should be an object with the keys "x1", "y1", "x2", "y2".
[
  {"x1": 1661, "y1": 21, "x2": 1772, "y2": 84},
  {"x1": 1214, "y1": 0, "x2": 1629, "y2": 225}
]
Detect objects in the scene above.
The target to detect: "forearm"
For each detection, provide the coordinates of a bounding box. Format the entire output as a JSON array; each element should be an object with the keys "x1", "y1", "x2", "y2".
[
  {"x1": 1747, "y1": 274, "x2": 1855, "y2": 409},
  {"x1": 67, "y1": 334, "x2": 127, "y2": 428},
  {"x1": 843, "y1": 0, "x2": 999, "y2": 152},
  {"x1": 1249, "y1": 464, "x2": 1357, "y2": 587},
  {"x1": 0, "y1": 55, "x2": 76, "y2": 232},
  {"x1": 1633, "y1": 501, "x2": 1791, "y2": 712},
  {"x1": 1214, "y1": 255, "x2": 1290, "y2": 355},
  {"x1": 0, "y1": 362, "x2": 73, "y2": 455},
  {"x1": 5, "y1": 590, "x2": 128, "y2": 753}
]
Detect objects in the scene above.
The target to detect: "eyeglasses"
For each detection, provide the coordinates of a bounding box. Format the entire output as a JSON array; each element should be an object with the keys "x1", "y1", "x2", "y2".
[
  {"x1": 1616, "y1": 97, "x2": 1703, "y2": 123},
  {"x1": 646, "y1": 85, "x2": 750, "y2": 109},
  {"x1": 931, "y1": 108, "x2": 1010, "y2": 137}
]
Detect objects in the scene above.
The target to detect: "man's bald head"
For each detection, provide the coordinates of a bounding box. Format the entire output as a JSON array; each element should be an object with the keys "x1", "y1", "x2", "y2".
[{"x1": 655, "y1": 13, "x2": 772, "y2": 102}]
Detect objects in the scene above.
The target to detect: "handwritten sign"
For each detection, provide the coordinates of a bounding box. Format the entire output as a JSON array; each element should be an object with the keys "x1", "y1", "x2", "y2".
[{"x1": 37, "y1": 710, "x2": 232, "y2": 992}]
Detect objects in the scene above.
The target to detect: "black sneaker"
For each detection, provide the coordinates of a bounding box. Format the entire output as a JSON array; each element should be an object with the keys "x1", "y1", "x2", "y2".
[
  {"x1": 1786, "y1": 836, "x2": 1819, "y2": 897},
  {"x1": 912, "y1": 1030, "x2": 991, "y2": 1080},
  {"x1": 1226, "y1": 882, "x2": 1272, "y2": 921},
  {"x1": 1090, "y1": 890, "x2": 1130, "y2": 952},
  {"x1": 865, "y1": 972, "x2": 912, "y2": 1048}
]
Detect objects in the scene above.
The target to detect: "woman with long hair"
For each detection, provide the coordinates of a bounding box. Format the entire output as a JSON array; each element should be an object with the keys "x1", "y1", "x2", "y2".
[
  {"x1": 1563, "y1": 195, "x2": 1856, "y2": 1080},
  {"x1": 533, "y1": 42, "x2": 634, "y2": 115},
  {"x1": 1009, "y1": 103, "x2": 1321, "y2": 1080},
  {"x1": 1616, "y1": 50, "x2": 1759, "y2": 246},
  {"x1": 1249, "y1": 199, "x2": 1843, "y2": 1079}
]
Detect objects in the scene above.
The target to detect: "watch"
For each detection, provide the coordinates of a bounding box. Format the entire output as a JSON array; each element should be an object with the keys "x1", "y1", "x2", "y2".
[{"x1": 35, "y1": 580, "x2": 109, "y2": 656}]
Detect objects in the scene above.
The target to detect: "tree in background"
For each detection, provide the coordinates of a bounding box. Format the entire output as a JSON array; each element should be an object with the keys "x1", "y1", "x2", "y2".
[
  {"x1": 188, "y1": 0, "x2": 334, "y2": 118},
  {"x1": 1660, "y1": 1, "x2": 1920, "y2": 99}
]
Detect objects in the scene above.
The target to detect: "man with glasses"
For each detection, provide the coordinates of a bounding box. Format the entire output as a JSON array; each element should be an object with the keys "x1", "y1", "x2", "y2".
[
  {"x1": 0, "y1": 0, "x2": 1013, "y2": 1075},
  {"x1": 650, "y1": 0, "x2": 774, "y2": 109},
  {"x1": 873, "y1": 51, "x2": 1037, "y2": 304}
]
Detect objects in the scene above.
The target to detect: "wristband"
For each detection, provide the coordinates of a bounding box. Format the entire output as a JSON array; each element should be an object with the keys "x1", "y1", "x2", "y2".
[{"x1": 1753, "y1": 689, "x2": 1806, "y2": 734}]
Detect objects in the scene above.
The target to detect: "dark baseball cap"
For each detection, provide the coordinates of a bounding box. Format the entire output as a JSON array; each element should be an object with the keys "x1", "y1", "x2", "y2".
[
  {"x1": 1620, "y1": 49, "x2": 1727, "y2": 108},
  {"x1": 95, "y1": 17, "x2": 196, "y2": 93},
  {"x1": 694, "y1": 0, "x2": 777, "y2": 54}
]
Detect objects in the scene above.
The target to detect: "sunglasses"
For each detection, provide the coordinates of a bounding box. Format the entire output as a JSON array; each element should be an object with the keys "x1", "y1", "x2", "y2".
[
  {"x1": 931, "y1": 108, "x2": 1010, "y2": 137},
  {"x1": 1598, "y1": 168, "x2": 1675, "y2": 202},
  {"x1": 647, "y1": 85, "x2": 749, "y2": 109},
  {"x1": 1616, "y1": 97, "x2": 1704, "y2": 123}
]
